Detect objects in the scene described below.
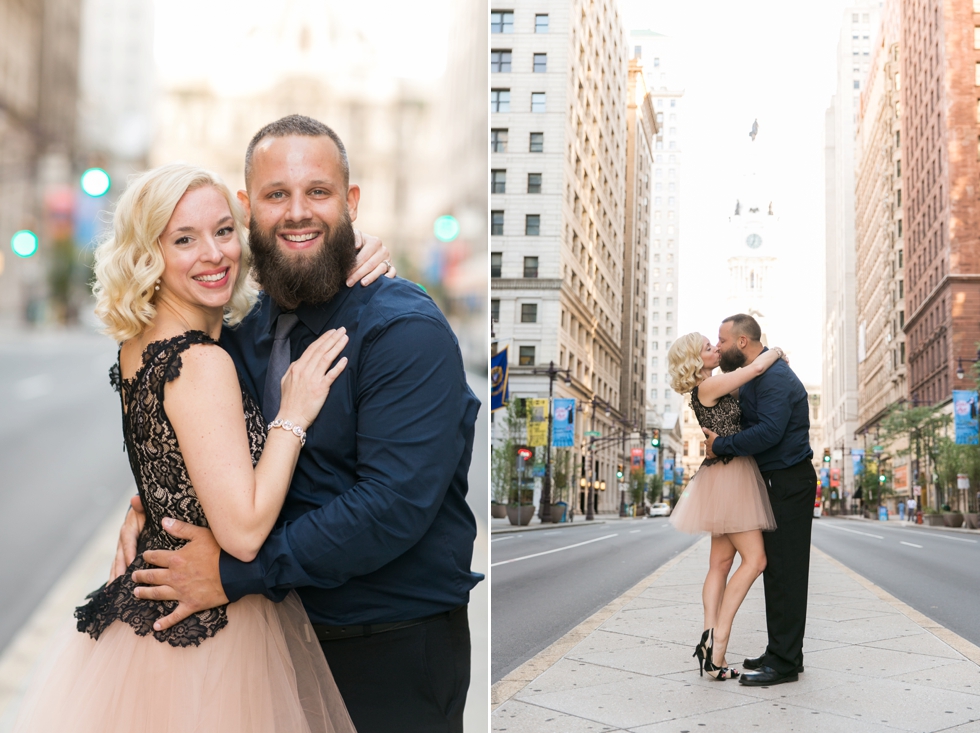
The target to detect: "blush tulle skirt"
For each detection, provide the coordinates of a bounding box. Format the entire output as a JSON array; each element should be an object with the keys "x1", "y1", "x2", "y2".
[
  {"x1": 669, "y1": 455, "x2": 776, "y2": 535},
  {"x1": 9, "y1": 592, "x2": 355, "y2": 733}
]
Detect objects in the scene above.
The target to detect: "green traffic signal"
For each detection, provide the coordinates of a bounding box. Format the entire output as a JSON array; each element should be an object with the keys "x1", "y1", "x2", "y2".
[
  {"x1": 433, "y1": 215, "x2": 460, "y2": 242},
  {"x1": 81, "y1": 167, "x2": 111, "y2": 197},
  {"x1": 879, "y1": 474, "x2": 886, "y2": 484},
  {"x1": 11, "y1": 230, "x2": 39, "y2": 258}
]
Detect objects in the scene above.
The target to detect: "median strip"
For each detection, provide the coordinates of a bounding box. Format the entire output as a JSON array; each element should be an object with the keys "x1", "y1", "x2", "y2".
[{"x1": 490, "y1": 533, "x2": 618, "y2": 567}]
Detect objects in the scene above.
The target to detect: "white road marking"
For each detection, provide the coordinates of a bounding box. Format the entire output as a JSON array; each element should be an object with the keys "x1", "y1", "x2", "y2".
[
  {"x1": 900, "y1": 541, "x2": 923, "y2": 548},
  {"x1": 491, "y1": 536, "x2": 515, "y2": 542},
  {"x1": 820, "y1": 524, "x2": 883, "y2": 540},
  {"x1": 629, "y1": 530, "x2": 641, "y2": 534},
  {"x1": 15, "y1": 374, "x2": 53, "y2": 400},
  {"x1": 490, "y1": 533, "x2": 619, "y2": 567},
  {"x1": 891, "y1": 530, "x2": 976, "y2": 544}
]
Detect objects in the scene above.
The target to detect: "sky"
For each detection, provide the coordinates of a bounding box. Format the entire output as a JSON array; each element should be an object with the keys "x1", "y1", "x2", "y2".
[{"x1": 623, "y1": 0, "x2": 861, "y2": 385}]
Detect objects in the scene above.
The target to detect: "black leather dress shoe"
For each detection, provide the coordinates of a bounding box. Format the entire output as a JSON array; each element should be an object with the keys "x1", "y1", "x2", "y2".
[
  {"x1": 738, "y1": 665, "x2": 799, "y2": 686},
  {"x1": 743, "y1": 655, "x2": 803, "y2": 673}
]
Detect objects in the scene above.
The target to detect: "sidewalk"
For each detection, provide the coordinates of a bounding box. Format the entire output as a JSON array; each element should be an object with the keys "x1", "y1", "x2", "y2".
[{"x1": 492, "y1": 537, "x2": 980, "y2": 732}]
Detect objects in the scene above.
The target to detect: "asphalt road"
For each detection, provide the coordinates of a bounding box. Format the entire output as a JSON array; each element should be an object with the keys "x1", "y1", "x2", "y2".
[
  {"x1": 812, "y1": 517, "x2": 980, "y2": 649},
  {"x1": 0, "y1": 330, "x2": 134, "y2": 655},
  {"x1": 491, "y1": 519, "x2": 699, "y2": 683}
]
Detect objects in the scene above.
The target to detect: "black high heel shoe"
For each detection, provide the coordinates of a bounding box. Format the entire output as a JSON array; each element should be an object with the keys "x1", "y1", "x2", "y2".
[
  {"x1": 703, "y1": 629, "x2": 740, "y2": 681},
  {"x1": 692, "y1": 629, "x2": 710, "y2": 676}
]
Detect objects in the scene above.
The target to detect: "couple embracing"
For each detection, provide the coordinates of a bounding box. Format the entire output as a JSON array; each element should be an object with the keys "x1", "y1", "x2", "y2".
[
  {"x1": 12, "y1": 115, "x2": 481, "y2": 733},
  {"x1": 666, "y1": 314, "x2": 816, "y2": 686}
]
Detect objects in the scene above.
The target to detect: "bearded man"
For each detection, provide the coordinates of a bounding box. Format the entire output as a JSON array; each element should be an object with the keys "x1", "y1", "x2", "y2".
[
  {"x1": 118, "y1": 115, "x2": 482, "y2": 732},
  {"x1": 702, "y1": 313, "x2": 815, "y2": 688}
]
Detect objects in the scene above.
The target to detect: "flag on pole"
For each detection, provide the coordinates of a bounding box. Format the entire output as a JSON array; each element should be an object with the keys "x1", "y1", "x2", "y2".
[
  {"x1": 491, "y1": 347, "x2": 509, "y2": 411},
  {"x1": 526, "y1": 398, "x2": 549, "y2": 446},
  {"x1": 644, "y1": 448, "x2": 657, "y2": 475},
  {"x1": 552, "y1": 398, "x2": 576, "y2": 447}
]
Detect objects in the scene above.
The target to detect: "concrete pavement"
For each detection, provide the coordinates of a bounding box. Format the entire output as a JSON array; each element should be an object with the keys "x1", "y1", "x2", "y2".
[{"x1": 492, "y1": 536, "x2": 980, "y2": 732}]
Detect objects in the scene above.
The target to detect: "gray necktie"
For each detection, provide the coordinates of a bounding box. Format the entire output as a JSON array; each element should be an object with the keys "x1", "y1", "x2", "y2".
[{"x1": 263, "y1": 313, "x2": 299, "y2": 423}]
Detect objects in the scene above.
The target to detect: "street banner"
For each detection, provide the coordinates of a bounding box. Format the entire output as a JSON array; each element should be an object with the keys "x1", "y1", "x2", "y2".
[
  {"x1": 676, "y1": 466, "x2": 684, "y2": 484},
  {"x1": 644, "y1": 448, "x2": 657, "y2": 475},
  {"x1": 526, "y1": 398, "x2": 549, "y2": 446},
  {"x1": 552, "y1": 398, "x2": 576, "y2": 447},
  {"x1": 894, "y1": 465, "x2": 908, "y2": 491},
  {"x1": 851, "y1": 448, "x2": 865, "y2": 476},
  {"x1": 819, "y1": 467, "x2": 830, "y2": 488},
  {"x1": 830, "y1": 467, "x2": 840, "y2": 488},
  {"x1": 631, "y1": 447, "x2": 643, "y2": 468},
  {"x1": 490, "y1": 347, "x2": 509, "y2": 412},
  {"x1": 664, "y1": 458, "x2": 674, "y2": 483},
  {"x1": 953, "y1": 390, "x2": 979, "y2": 445}
]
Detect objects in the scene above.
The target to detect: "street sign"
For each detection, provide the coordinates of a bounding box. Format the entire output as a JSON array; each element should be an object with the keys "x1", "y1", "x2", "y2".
[
  {"x1": 584, "y1": 430, "x2": 602, "y2": 437},
  {"x1": 958, "y1": 474, "x2": 970, "y2": 490},
  {"x1": 873, "y1": 445, "x2": 883, "y2": 452}
]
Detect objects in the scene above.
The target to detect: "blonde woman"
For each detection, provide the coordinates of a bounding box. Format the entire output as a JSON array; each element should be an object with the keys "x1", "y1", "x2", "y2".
[
  {"x1": 666, "y1": 332, "x2": 782, "y2": 681},
  {"x1": 11, "y1": 163, "x2": 391, "y2": 732}
]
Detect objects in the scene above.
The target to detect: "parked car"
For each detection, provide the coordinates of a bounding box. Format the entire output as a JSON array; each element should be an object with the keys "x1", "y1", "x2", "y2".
[{"x1": 648, "y1": 502, "x2": 672, "y2": 517}]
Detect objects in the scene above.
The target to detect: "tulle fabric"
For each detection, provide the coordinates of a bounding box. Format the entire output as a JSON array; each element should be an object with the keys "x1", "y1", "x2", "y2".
[
  {"x1": 10, "y1": 592, "x2": 355, "y2": 733},
  {"x1": 669, "y1": 455, "x2": 776, "y2": 535}
]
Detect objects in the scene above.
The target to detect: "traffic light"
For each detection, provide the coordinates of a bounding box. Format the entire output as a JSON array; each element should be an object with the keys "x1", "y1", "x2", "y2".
[
  {"x1": 823, "y1": 448, "x2": 831, "y2": 463},
  {"x1": 651, "y1": 429, "x2": 661, "y2": 447},
  {"x1": 10, "y1": 230, "x2": 39, "y2": 258},
  {"x1": 433, "y1": 214, "x2": 460, "y2": 242},
  {"x1": 616, "y1": 464, "x2": 624, "y2": 480},
  {"x1": 80, "y1": 167, "x2": 111, "y2": 197},
  {"x1": 879, "y1": 474, "x2": 887, "y2": 485}
]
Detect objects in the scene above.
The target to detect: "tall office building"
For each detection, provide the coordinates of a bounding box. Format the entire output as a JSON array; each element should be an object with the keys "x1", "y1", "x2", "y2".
[
  {"x1": 629, "y1": 30, "x2": 685, "y2": 478},
  {"x1": 491, "y1": 0, "x2": 629, "y2": 514},
  {"x1": 824, "y1": 1, "x2": 881, "y2": 507},
  {"x1": 854, "y1": 0, "x2": 907, "y2": 499}
]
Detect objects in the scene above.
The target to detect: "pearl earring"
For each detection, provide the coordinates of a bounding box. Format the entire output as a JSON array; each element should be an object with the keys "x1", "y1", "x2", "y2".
[{"x1": 154, "y1": 279, "x2": 161, "y2": 291}]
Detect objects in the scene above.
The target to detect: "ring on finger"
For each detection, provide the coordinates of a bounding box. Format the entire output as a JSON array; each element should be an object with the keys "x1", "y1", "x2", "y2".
[{"x1": 383, "y1": 259, "x2": 392, "y2": 273}]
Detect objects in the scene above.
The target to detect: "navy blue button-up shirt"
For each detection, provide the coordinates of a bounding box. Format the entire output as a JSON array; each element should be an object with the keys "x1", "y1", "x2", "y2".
[
  {"x1": 217, "y1": 278, "x2": 483, "y2": 625},
  {"x1": 711, "y1": 353, "x2": 812, "y2": 472}
]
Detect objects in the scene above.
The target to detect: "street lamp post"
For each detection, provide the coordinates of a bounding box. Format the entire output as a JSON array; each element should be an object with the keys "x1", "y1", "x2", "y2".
[
  {"x1": 531, "y1": 361, "x2": 573, "y2": 523},
  {"x1": 582, "y1": 395, "x2": 619, "y2": 521}
]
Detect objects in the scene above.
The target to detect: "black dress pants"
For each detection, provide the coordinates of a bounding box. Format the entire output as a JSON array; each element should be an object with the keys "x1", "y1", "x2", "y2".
[
  {"x1": 758, "y1": 460, "x2": 817, "y2": 674},
  {"x1": 319, "y1": 606, "x2": 470, "y2": 733}
]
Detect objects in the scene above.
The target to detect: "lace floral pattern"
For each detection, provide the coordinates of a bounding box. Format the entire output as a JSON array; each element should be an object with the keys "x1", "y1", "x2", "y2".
[
  {"x1": 76, "y1": 331, "x2": 266, "y2": 647},
  {"x1": 691, "y1": 386, "x2": 742, "y2": 467}
]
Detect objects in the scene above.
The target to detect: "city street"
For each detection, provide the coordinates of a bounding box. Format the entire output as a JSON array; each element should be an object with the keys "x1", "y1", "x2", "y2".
[
  {"x1": 812, "y1": 517, "x2": 980, "y2": 649},
  {"x1": 0, "y1": 330, "x2": 133, "y2": 655},
  {"x1": 491, "y1": 519, "x2": 699, "y2": 682}
]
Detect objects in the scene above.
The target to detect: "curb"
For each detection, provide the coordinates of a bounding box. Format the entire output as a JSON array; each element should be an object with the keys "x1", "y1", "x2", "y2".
[
  {"x1": 490, "y1": 536, "x2": 708, "y2": 709},
  {"x1": 812, "y1": 546, "x2": 980, "y2": 667}
]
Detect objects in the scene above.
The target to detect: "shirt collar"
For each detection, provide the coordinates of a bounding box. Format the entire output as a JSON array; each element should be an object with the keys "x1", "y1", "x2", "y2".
[{"x1": 266, "y1": 285, "x2": 354, "y2": 335}]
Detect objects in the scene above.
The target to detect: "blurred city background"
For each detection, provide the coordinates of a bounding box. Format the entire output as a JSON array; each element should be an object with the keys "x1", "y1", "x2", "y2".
[{"x1": 0, "y1": 1, "x2": 488, "y2": 730}]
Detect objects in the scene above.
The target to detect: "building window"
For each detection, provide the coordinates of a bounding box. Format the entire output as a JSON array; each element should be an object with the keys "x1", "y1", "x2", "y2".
[
  {"x1": 525, "y1": 214, "x2": 541, "y2": 235},
  {"x1": 650, "y1": 389, "x2": 658, "y2": 399},
  {"x1": 491, "y1": 252, "x2": 502, "y2": 278},
  {"x1": 491, "y1": 169, "x2": 507, "y2": 193},
  {"x1": 533, "y1": 53, "x2": 547, "y2": 72},
  {"x1": 490, "y1": 10, "x2": 514, "y2": 33},
  {"x1": 651, "y1": 341, "x2": 659, "y2": 350},
  {"x1": 976, "y1": 61, "x2": 980, "y2": 86},
  {"x1": 491, "y1": 210, "x2": 504, "y2": 235},
  {"x1": 491, "y1": 128, "x2": 508, "y2": 153},
  {"x1": 490, "y1": 50, "x2": 512, "y2": 72},
  {"x1": 491, "y1": 299, "x2": 500, "y2": 321},
  {"x1": 523, "y1": 256, "x2": 539, "y2": 278},
  {"x1": 527, "y1": 172, "x2": 542, "y2": 193},
  {"x1": 529, "y1": 132, "x2": 544, "y2": 152},
  {"x1": 491, "y1": 89, "x2": 510, "y2": 112},
  {"x1": 531, "y1": 92, "x2": 547, "y2": 112},
  {"x1": 521, "y1": 303, "x2": 538, "y2": 323},
  {"x1": 653, "y1": 57, "x2": 660, "y2": 67},
  {"x1": 519, "y1": 346, "x2": 535, "y2": 366},
  {"x1": 853, "y1": 80, "x2": 860, "y2": 89},
  {"x1": 535, "y1": 14, "x2": 549, "y2": 33}
]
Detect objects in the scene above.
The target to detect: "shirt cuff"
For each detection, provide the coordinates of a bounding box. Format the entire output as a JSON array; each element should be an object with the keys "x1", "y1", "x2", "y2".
[
  {"x1": 219, "y1": 549, "x2": 269, "y2": 603},
  {"x1": 712, "y1": 435, "x2": 733, "y2": 456}
]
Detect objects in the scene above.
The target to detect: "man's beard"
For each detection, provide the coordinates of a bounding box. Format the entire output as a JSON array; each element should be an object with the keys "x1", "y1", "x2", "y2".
[
  {"x1": 248, "y1": 211, "x2": 357, "y2": 310},
  {"x1": 719, "y1": 344, "x2": 747, "y2": 373}
]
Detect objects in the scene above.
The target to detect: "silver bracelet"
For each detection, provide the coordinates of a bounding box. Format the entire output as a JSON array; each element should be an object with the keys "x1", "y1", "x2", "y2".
[{"x1": 267, "y1": 418, "x2": 307, "y2": 446}]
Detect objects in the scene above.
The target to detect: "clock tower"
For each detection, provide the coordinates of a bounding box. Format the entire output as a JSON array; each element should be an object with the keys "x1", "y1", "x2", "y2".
[{"x1": 725, "y1": 119, "x2": 778, "y2": 343}]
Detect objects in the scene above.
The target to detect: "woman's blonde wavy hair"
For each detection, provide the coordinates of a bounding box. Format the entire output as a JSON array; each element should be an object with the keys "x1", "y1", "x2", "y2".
[
  {"x1": 92, "y1": 163, "x2": 256, "y2": 342},
  {"x1": 667, "y1": 332, "x2": 706, "y2": 394}
]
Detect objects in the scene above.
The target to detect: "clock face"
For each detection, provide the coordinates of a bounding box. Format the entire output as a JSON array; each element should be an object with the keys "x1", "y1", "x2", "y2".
[{"x1": 746, "y1": 233, "x2": 762, "y2": 249}]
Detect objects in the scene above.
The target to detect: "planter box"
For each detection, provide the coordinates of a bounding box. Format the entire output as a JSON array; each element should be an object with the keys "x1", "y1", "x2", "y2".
[
  {"x1": 943, "y1": 513, "x2": 965, "y2": 528},
  {"x1": 549, "y1": 503, "x2": 566, "y2": 523},
  {"x1": 965, "y1": 513, "x2": 979, "y2": 530},
  {"x1": 507, "y1": 505, "x2": 535, "y2": 526},
  {"x1": 923, "y1": 514, "x2": 945, "y2": 526},
  {"x1": 490, "y1": 503, "x2": 507, "y2": 519}
]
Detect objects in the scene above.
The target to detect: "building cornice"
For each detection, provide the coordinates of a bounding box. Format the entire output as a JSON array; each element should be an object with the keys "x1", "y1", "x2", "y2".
[
  {"x1": 491, "y1": 278, "x2": 563, "y2": 292},
  {"x1": 905, "y1": 273, "x2": 980, "y2": 328}
]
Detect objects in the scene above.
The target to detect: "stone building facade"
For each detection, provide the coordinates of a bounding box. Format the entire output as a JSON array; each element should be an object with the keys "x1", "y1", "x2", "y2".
[{"x1": 491, "y1": 0, "x2": 629, "y2": 514}]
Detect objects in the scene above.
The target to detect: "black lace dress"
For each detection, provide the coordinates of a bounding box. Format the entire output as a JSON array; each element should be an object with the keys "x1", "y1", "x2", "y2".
[
  {"x1": 669, "y1": 386, "x2": 776, "y2": 535},
  {"x1": 11, "y1": 331, "x2": 356, "y2": 733}
]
